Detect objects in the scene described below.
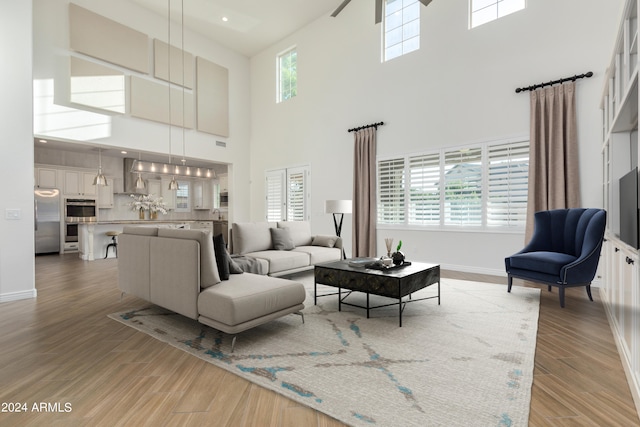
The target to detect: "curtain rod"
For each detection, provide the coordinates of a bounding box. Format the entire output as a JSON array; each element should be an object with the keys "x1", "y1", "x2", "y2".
[
  {"x1": 515, "y1": 71, "x2": 593, "y2": 93},
  {"x1": 348, "y1": 121, "x2": 384, "y2": 133}
]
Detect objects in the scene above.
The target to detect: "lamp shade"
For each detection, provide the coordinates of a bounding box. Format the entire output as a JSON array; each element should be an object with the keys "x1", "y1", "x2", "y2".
[{"x1": 325, "y1": 200, "x2": 352, "y2": 214}]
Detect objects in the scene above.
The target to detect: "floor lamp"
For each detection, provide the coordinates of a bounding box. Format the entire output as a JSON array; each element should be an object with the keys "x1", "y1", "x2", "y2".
[{"x1": 325, "y1": 200, "x2": 352, "y2": 259}]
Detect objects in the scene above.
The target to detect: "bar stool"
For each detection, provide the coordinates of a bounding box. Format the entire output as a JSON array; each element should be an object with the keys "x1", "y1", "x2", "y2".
[{"x1": 105, "y1": 231, "x2": 121, "y2": 259}]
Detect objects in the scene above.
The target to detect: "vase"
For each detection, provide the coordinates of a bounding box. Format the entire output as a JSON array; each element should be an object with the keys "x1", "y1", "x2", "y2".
[
  {"x1": 138, "y1": 209, "x2": 145, "y2": 220},
  {"x1": 150, "y1": 211, "x2": 157, "y2": 220}
]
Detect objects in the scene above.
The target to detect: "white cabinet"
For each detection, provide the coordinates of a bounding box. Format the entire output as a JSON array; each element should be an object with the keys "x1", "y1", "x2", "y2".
[
  {"x1": 62, "y1": 170, "x2": 97, "y2": 197},
  {"x1": 193, "y1": 180, "x2": 213, "y2": 210},
  {"x1": 98, "y1": 178, "x2": 114, "y2": 208},
  {"x1": 219, "y1": 174, "x2": 228, "y2": 192},
  {"x1": 35, "y1": 167, "x2": 58, "y2": 188},
  {"x1": 147, "y1": 180, "x2": 162, "y2": 198}
]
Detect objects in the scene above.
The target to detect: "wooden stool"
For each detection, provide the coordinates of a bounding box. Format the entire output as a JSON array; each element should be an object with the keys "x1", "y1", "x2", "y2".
[{"x1": 105, "y1": 231, "x2": 121, "y2": 258}]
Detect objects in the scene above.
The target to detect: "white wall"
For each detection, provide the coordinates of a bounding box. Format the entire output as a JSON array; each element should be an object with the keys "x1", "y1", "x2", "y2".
[
  {"x1": 0, "y1": 0, "x2": 36, "y2": 301},
  {"x1": 250, "y1": 0, "x2": 624, "y2": 275},
  {"x1": 32, "y1": 0, "x2": 253, "y2": 222}
]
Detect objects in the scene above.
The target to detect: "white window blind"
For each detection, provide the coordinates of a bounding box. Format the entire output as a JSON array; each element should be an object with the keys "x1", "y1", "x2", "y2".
[
  {"x1": 408, "y1": 152, "x2": 440, "y2": 225},
  {"x1": 287, "y1": 168, "x2": 307, "y2": 221},
  {"x1": 175, "y1": 180, "x2": 190, "y2": 212},
  {"x1": 265, "y1": 170, "x2": 286, "y2": 221},
  {"x1": 487, "y1": 140, "x2": 529, "y2": 227},
  {"x1": 378, "y1": 158, "x2": 405, "y2": 224},
  {"x1": 265, "y1": 166, "x2": 309, "y2": 222},
  {"x1": 443, "y1": 148, "x2": 483, "y2": 226}
]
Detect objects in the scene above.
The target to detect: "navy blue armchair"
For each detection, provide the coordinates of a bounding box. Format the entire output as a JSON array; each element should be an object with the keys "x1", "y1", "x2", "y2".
[{"x1": 505, "y1": 208, "x2": 606, "y2": 307}]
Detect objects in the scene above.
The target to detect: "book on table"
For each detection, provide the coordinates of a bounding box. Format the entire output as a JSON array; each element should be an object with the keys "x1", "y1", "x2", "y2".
[{"x1": 348, "y1": 257, "x2": 377, "y2": 267}]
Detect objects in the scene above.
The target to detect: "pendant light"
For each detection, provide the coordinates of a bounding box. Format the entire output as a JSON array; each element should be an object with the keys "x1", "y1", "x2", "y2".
[
  {"x1": 180, "y1": 0, "x2": 187, "y2": 178},
  {"x1": 167, "y1": 0, "x2": 179, "y2": 191},
  {"x1": 135, "y1": 152, "x2": 146, "y2": 189},
  {"x1": 93, "y1": 148, "x2": 107, "y2": 186}
]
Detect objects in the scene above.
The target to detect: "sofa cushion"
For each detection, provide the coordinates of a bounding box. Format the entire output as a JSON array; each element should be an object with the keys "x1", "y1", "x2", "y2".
[
  {"x1": 509, "y1": 251, "x2": 577, "y2": 277},
  {"x1": 245, "y1": 250, "x2": 309, "y2": 274},
  {"x1": 232, "y1": 222, "x2": 273, "y2": 254},
  {"x1": 270, "y1": 227, "x2": 295, "y2": 250},
  {"x1": 157, "y1": 228, "x2": 221, "y2": 288},
  {"x1": 311, "y1": 235, "x2": 337, "y2": 248},
  {"x1": 198, "y1": 273, "x2": 305, "y2": 326},
  {"x1": 213, "y1": 233, "x2": 230, "y2": 280},
  {"x1": 292, "y1": 246, "x2": 341, "y2": 265},
  {"x1": 277, "y1": 221, "x2": 312, "y2": 246}
]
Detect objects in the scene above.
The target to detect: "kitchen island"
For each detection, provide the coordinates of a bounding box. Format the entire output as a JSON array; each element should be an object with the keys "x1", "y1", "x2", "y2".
[{"x1": 78, "y1": 220, "x2": 228, "y2": 261}]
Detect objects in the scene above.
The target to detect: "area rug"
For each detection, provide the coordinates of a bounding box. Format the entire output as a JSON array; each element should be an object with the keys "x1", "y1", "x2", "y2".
[{"x1": 109, "y1": 277, "x2": 540, "y2": 427}]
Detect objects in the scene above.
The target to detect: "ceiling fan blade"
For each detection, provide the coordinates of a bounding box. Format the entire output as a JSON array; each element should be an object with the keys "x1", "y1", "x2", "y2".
[
  {"x1": 331, "y1": 0, "x2": 352, "y2": 17},
  {"x1": 419, "y1": 0, "x2": 433, "y2": 6},
  {"x1": 375, "y1": 0, "x2": 382, "y2": 24}
]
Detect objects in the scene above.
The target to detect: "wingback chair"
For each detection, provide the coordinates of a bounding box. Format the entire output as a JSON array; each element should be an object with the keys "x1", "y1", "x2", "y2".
[{"x1": 505, "y1": 208, "x2": 607, "y2": 307}]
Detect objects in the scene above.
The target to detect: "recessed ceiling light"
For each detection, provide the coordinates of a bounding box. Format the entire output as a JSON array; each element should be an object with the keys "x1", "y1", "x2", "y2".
[
  {"x1": 222, "y1": 16, "x2": 228, "y2": 22},
  {"x1": 121, "y1": 150, "x2": 128, "y2": 154},
  {"x1": 39, "y1": 139, "x2": 47, "y2": 143}
]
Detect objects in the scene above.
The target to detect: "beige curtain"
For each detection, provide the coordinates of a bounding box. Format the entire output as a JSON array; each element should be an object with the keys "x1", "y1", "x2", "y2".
[
  {"x1": 352, "y1": 127, "x2": 377, "y2": 258},
  {"x1": 525, "y1": 81, "x2": 581, "y2": 241}
]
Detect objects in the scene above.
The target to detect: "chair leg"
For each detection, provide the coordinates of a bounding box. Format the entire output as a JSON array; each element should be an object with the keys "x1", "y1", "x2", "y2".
[
  {"x1": 231, "y1": 335, "x2": 237, "y2": 353},
  {"x1": 507, "y1": 275, "x2": 512, "y2": 293},
  {"x1": 586, "y1": 285, "x2": 594, "y2": 302},
  {"x1": 558, "y1": 287, "x2": 565, "y2": 308}
]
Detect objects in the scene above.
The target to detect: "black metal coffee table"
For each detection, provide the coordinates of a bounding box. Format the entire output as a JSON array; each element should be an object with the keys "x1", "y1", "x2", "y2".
[{"x1": 314, "y1": 259, "x2": 440, "y2": 326}]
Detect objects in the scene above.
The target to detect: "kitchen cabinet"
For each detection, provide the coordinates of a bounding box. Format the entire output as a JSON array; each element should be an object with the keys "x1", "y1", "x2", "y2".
[
  {"x1": 219, "y1": 174, "x2": 228, "y2": 192},
  {"x1": 62, "y1": 170, "x2": 97, "y2": 197},
  {"x1": 147, "y1": 179, "x2": 162, "y2": 199},
  {"x1": 35, "y1": 167, "x2": 58, "y2": 188},
  {"x1": 193, "y1": 179, "x2": 213, "y2": 210},
  {"x1": 97, "y1": 178, "x2": 114, "y2": 208}
]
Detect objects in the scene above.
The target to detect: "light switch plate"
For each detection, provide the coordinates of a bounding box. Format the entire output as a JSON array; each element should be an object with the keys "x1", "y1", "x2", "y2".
[{"x1": 5, "y1": 208, "x2": 21, "y2": 220}]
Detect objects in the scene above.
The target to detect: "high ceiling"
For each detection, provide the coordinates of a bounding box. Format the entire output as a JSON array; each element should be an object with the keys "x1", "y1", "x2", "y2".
[{"x1": 128, "y1": 0, "x2": 340, "y2": 57}]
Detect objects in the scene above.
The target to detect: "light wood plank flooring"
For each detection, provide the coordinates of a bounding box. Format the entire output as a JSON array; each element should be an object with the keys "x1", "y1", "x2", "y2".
[{"x1": 0, "y1": 254, "x2": 638, "y2": 426}]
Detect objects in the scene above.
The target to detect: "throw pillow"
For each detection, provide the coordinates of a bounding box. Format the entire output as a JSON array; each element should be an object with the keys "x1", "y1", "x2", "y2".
[
  {"x1": 270, "y1": 227, "x2": 295, "y2": 250},
  {"x1": 228, "y1": 252, "x2": 243, "y2": 274},
  {"x1": 213, "y1": 234, "x2": 230, "y2": 280},
  {"x1": 312, "y1": 235, "x2": 337, "y2": 248}
]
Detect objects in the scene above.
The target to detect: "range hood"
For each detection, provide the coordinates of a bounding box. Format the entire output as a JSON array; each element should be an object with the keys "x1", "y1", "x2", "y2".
[{"x1": 120, "y1": 158, "x2": 148, "y2": 195}]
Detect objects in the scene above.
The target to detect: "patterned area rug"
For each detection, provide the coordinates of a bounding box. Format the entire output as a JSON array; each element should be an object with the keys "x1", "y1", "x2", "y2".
[{"x1": 109, "y1": 276, "x2": 540, "y2": 427}]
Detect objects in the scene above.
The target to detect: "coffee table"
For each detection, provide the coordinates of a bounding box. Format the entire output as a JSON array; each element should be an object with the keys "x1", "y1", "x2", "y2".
[{"x1": 314, "y1": 259, "x2": 440, "y2": 326}]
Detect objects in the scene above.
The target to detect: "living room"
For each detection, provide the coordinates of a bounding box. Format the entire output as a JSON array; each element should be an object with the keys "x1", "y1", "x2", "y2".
[{"x1": 2, "y1": 0, "x2": 639, "y2": 425}]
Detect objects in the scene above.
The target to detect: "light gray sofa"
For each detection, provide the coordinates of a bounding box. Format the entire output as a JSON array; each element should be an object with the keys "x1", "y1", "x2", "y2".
[
  {"x1": 117, "y1": 226, "x2": 306, "y2": 349},
  {"x1": 230, "y1": 221, "x2": 342, "y2": 277}
]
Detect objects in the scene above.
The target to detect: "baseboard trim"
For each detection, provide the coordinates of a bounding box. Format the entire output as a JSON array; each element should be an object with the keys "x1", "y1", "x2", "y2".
[
  {"x1": 0, "y1": 289, "x2": 37, "y2": 303},
  {"x1": 439, "y1": 263, "x2": 506, "y2": 278}
]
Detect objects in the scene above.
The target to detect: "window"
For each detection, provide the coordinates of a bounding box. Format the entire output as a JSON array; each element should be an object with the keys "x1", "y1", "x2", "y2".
[
  {"x1": 383, "y1": 0, "x2": 420, "y2": 62},
  {"x1": 265, "y1": 166, "x2": 309, "y2": 221},
  {"x1": 175, "y1": 180, "x2": 190, "y2": 212},
  {"x1": 377, "y1": 138, "x2": 529, "y2": 229},
  {"x1": 470, "y1": 0, "x2": 526, "y2": 29},
  {"x1": 277, "y1": 47, "x2": 297, "y2": 103}
]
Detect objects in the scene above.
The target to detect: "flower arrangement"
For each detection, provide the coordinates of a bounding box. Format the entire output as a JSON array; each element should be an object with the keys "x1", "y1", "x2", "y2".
[{"x1": 129, "y1": 194, "x2": 167, "y2": 215}]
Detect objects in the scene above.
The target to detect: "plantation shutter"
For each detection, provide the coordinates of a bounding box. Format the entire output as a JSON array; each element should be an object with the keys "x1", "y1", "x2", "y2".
[
  {"x1": 265, "y1": 170, "x2": 285, "y2": 221},
  {"x1": 287, "y1": 167, "x2": 307, "y2": 221},
  {"x1": 487, "y1": 140, "x2": 529, "y2": 227},
  {"x1": 408, "y1": 152, "x2": 441, "y2": 225},
  {"x1": 377, "y1": 158, "x2": 405, "y2": 224},
  {"x1": 443, "y1": 147, "x2": 483, "y2": 226}
]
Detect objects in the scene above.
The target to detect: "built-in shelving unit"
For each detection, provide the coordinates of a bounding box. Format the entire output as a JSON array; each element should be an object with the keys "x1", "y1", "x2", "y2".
[{"x1": 601, "y1": 0, "x2": 640, "y2": 418}]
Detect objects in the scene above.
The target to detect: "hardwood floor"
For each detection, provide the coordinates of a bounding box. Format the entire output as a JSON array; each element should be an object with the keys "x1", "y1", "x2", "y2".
[{"x1": 0, "y1": 254, "x2": 638, "y2": 426}]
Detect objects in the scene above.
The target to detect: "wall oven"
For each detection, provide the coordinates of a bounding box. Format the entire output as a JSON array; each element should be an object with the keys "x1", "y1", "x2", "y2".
[
  {"x1": 65, "y1": 198, "x2": 97, "y2": 223},
  {"x1": 65, "y1": 199, "x2": 96, "y2": 243}
]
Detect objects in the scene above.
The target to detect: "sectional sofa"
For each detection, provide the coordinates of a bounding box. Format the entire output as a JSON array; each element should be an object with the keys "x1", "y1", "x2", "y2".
[
  {"x1": 229, "y1": 221, "x2": 343, "y2": 276},
  {"x1": 117, "y1": 226, "x2": 307, "y2": 350}
]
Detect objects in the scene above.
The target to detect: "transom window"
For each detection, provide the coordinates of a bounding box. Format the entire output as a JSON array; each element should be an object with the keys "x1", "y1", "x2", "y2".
[
  {"x1": 383, "y1": 0, "x2": 420, "y2": 62},
  {"x1": 277, "y1": 47, "x2": 297, "y2": 103},
  {"x1": 470, "y1": 0, "x2": 526, "y2": 29},
  {"x1": 378, "y1": 138, "x2": 529, "y2": 229}
]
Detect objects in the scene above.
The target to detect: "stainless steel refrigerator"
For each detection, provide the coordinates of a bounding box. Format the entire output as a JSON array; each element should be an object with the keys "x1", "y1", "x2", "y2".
[{"x1": 35, "y1": 189, "x2": 61, "y2": 254}]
